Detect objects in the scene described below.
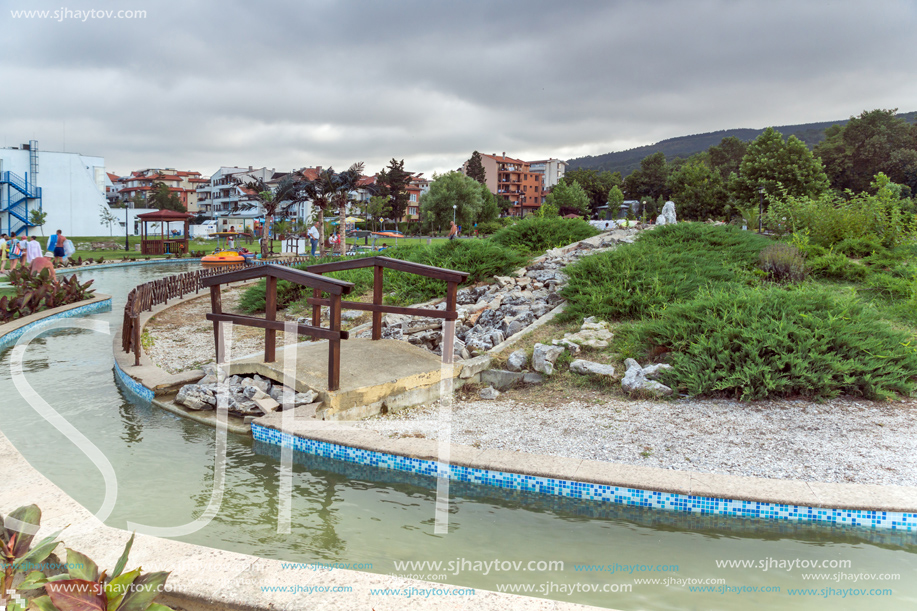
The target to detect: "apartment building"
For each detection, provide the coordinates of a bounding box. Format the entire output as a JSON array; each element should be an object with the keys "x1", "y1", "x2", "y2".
[
  {"x1": 195, "y1": 166, "x2": 276, "y2": 217},
  {"x1": 116, "y1": 168, "x2": 206, "y2": 211},
  {"x1": 463, "y1": 153, "x2": 543, "y2": 216},
  {"x1": 527, "y1": 158, "x2": 566, "y2": 189}
]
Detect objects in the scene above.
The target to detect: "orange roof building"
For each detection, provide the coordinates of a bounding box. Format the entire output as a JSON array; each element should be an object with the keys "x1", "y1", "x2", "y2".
[{"x1": 462, "y1": 153, "x2": 544, "y2": 217}]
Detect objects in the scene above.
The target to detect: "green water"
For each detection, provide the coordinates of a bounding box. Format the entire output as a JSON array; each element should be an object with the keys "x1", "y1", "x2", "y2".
[{"x1": 1, "y1": 263, "x2": 915, "y2": 610}]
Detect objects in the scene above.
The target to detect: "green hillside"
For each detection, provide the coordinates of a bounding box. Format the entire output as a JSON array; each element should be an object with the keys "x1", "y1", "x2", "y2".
[{"x1": 568, "y1": 111, "x2": 917, "y2": 176}]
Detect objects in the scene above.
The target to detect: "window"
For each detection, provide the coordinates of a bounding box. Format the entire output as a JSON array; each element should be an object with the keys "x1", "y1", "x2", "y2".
[
  {"x1": 409, "y1": 194, "x2": 417, "y2": 202},
  {"x1": 408, "y1": 207, "x2": 418, "y2": 215}
]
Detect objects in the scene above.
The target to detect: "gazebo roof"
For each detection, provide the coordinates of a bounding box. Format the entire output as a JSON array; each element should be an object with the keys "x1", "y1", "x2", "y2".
[{"x1": 137, "y1": 209, "x2": 193, "y2": 221}]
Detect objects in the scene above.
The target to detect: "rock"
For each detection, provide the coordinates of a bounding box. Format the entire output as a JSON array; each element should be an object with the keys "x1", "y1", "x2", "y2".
[
  {"x1": 479, "y1": 386, "x2": 500, "y2": 400},
  {"x1": 452, "y1": 336, "x2": 466, "y2": 358},
  {"x1": 570, "y1": 359, "x2": 615, "y2": 377},
  {"x1": 197, "y1": 374, "x2": 218, "y2": 386},
  {"x1": 494, "y1": 276, "x2": 514, "y2": 288},
  {"x1": 480, "y1": 369, "x2": 525, "y2": 390},
  {"x1": 175, "y1": 384, "x2": 216, "y2": 411},
  {"x1": 250, "y1": 375, "x2": 272, "y2": 394},
  {"x1": 270, "y1": 385, "x2": 295, "y2": 402},
  {"x1": 465, "y1": 335, "x2": 493, "y2": 353},
  {"x1": 252, "y1": 395, "x2": 280, "y2": 412},
  {"x1": 532, "y1": 303, "x2": 552, "y2": 318},
  {"x1": 341, "y1": 310, "x2": 363, "y2": 321},
  {"x1": 621, "y1": 360, "x2": 672, "y2": 397},
  {"x1": 403, "y1": 319, "x2": 442, "y2": 334},
  {"x1": 656, "y1": 201, "x2": 677, "y2": 225},
  {"x1": 523, "y1": 373, "x2": 544, "y2": 385},
  {"x1": 242, "y1": 386, "x2": 270, "y2": 400},
  {"x1": 552, "y1": 338, "x2": 581, "y2": 354},
  {"x1": 487, "y1": 330, "x2": 505, "y2": 346},
  {"x1": 202, "y1": 363, "x2": 227, "y2": 382},
  {"x1": 506, "y1": 349, "x2": 527, "y2": 372},
  {"x1": 460, "y1": 355, "x2": 492, "y2": 379},
  {"x1": 295, "y1": 390, "x2": 318, "y2": 405},
  {"x1": 383, "y1": 313, "x2": 411, "y2": 327},
  {"x1": 532, "y1": 343, "x2": 565, "y2": 375},
  {"x1": 643, "y1": 363, "x2": 673, "y2": 379},
  {"x1": 460, "y1": 347, "x2": 472, "y2": 360}
]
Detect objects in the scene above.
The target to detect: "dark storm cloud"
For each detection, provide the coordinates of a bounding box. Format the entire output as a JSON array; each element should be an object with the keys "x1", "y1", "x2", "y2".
[{"x1": 2, "y1": 0, "x2": 916, "y2": 176}]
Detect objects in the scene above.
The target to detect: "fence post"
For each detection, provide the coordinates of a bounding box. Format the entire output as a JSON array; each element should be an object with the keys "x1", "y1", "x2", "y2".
[
  {"x1": 372, "y1": 264, "x2": 383, "y2": 340},
  {"x1": 328, "y1": 293, "x2": 342, "y2": 391},
  {"x1": 265, "y1": 275, "x2": 277, "y2": 363},
  {"x1": 210, "y1": 284, "x2": 225, "y2": 364}
]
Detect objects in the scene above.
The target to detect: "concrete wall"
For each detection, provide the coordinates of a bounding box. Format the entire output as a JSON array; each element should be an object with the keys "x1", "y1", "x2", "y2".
[{"x1": 1, "y1": 147, "x2": 111, "y2": 236}]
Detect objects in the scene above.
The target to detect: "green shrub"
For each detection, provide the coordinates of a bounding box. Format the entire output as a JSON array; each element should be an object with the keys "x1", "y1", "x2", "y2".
[
  {"x1": 475, "y1": 220, "x2": 502, "y2": 236},
  {"x1": 807, "y1": 252, "x2": 868, "y2": 281},
  {"x1": 835, "y1": 236, "x2": 886, "y2": 258},
  {"x1": 626, "y1": 285, "x2": 917, "y2": 400},
  {"x1": 490, "y1": 216, "x2": 598, "y2": 254},
  {"x1": 561, "y1": 223, "x2": 772, "y2": 322},
  {"x1": 758, "y1": 243, "x2": 807, "y2": 283}
]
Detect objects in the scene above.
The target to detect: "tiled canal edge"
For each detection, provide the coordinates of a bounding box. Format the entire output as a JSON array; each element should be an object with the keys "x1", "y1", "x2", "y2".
[
  {"x1": 252, "y1": 423, "x2": 917, "y2": 532},
  {"x1": 0, "y1": 295, "x2": 113, "y2": 350}
]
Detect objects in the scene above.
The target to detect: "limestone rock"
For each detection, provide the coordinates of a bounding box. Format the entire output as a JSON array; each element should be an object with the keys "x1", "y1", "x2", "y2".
[
  {"x1": 295, "y1": 390, "x2": 317, "y2": 405},
  {"x1": 552, "y1": 338, "x2": 581, "y2": 354},
  {"x1": 522, "y1": 373, "x2": 544, "y2": 385},
  {"x1": 479, "y1": 386, "x2": 500, "y2": 400},
  {"x1": 175, "y1": 384, "x2": 216, "y2": 411},
  {"x1": 621, "y1": 359, "x2": 672, "y2": 397},
  {"x1": 480, "y1": 369, "x2": 525, "y2": 390},
  {"x1": 460, "y1": 355, "x2": 492, "y2": 379},
  {"x1": 506, "y1": 349, "x2": 527, "y2": 372},
  {"x1": 656, "y1": 201, "x2": 677, "y2": 226},
  {"x1": 570, "y1": 359, "x2": 615, "y2": 377},
  {"x1": 532, "y1": 343, "x2": 564, "y2": 375}
]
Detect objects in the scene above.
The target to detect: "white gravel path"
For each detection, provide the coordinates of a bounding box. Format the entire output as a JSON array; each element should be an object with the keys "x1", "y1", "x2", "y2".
[{"x1": 357, "y1": 395, "x2": 917, "y2": 487}]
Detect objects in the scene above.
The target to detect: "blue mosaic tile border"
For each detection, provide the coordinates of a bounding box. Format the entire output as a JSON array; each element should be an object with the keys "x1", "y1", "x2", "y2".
[
  {"x1": 252, "y1": 423, "x2": 917, "y2": 531},
  {"x1": 0, "y1": 298, "x2": 113, "y2": 351},
  {"x1": 113, "y1": 358, "x2": 154, "y2": 403}
]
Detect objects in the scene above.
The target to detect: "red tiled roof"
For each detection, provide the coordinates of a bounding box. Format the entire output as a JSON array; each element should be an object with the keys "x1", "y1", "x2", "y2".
[{"x1": 483, "y1": 153, "x2": 527, "y2": 164}]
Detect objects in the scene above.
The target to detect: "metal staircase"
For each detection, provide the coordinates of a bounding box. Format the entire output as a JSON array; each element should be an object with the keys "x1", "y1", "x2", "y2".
[{"x1": 0, "y1": 141, "x2": 42, "y2": 237}]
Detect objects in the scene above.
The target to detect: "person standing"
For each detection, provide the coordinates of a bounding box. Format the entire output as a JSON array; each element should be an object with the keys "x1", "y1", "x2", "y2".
[
  {"x1": 307, "y1": 221, "x2": 320, "y2": 257},
  {"x1": 25, "y1": 235, "x2": 42, "y2": 264},
  {"x1": 7, "y1": 233, "x2": 22, "y2": 271},
  {"x1": 53, "y1": 229, "x2": 66, "y2": 266},
  {"x1": 0, "y1": 233, "x2": 7, "y2": 273},
  {"x1": 447, "y1": 221, "x2": 458, "y2": 240}
]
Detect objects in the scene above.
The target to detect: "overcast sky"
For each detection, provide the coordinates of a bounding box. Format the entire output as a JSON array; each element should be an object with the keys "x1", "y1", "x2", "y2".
[{"x1": 2, "y1": 0, "x2": 916, "y2": 178}]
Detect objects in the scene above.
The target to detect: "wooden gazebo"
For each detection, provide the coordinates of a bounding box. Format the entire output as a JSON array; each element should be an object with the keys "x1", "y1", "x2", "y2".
[{"x1": 138, "y1": 209, "x2": 193, "y2": 255}]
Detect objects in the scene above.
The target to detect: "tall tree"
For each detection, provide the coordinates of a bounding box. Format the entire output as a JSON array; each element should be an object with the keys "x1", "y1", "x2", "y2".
[
  {"x1": 731, "y1": 127, "x2": 829, "y2": 205},
  {"x1": 815, "y1": 109, "x2": 917, "y2": 195},
  {"x1": 667, "y1": 160, "x2": 729, "y2": 221},
  {"x1": 377, "y1": 159, "x2": 412, "y2": 221},
  {"x1": 237, "y1": 175, "x2": 302, "y2": 257},
  {"x1": 331, "y1": 162, "x2": 365, "y2": 254},
  {"x1": 418, "y1": 172, "x2": 484, "y2": 233},
  {"x1": 299, "y1": 168, "x2": 336, "y2": 256},
  {"x1": 546, "y1": 180, "x2": 590, "y2": 216},
  {"x1": 357, "y1": 195, "x2": 393, "y2": 232},
  {"x1": 465, "y1": 151, "x2": 487, "y2": 185},
  {"x1": 147, "y1": 182, "x2": 185, "y2": 212},
  {"x1": 561, "y1": 168, "x2": 621, "y2": 216},
  {"x1": 707, "y1": 136, "x2": 748, "y2": 180},
  {"x1": 99, "y1": 205, "x2": 119, "y2": 236},
  {"x1": 623, "y1": 152, "x2": 670, "y2": 202}
]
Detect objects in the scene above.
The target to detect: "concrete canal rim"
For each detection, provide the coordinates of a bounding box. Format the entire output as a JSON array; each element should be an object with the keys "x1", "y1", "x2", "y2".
[
  {"x1": 106, "y1": 261, "x2": 917, "y2": 531},
  {"x1": 2, "y1": 260, "x2": 916, "y2": 611}
]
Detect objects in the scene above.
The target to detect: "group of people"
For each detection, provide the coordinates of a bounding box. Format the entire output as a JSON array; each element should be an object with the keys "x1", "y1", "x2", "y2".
[{"x1": 0, "y1": 229, "x2": 68, "y2": 280}]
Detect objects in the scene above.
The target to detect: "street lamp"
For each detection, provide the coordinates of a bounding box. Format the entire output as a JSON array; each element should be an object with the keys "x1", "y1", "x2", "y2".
[
  {"x1": 758, "y1": 186, "x2": 765, "y2": 234},
  {"x1": 124, "y1": 201, "x2": 130, "y2": 252},
  {"x1": 452, "y1": 204, "x2": 457, "y2": 223}
]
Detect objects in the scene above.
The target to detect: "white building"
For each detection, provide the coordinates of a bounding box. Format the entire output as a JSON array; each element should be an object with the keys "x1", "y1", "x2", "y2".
[
  {"x1": 528, "y1": 158, "x2": 567, "y2": 189},
  {"x1": 196, "y1": 166, "x2": 276, "y2": 217},
  {"x1": 1, "y1": 141, "x2": 111, "y2": 237}
]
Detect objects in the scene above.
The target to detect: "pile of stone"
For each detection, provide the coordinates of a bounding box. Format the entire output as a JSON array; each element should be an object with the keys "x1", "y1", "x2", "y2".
[
  {"x1": 174, "y1": 366, "x2": 321, "y2": 419},
  {"x1": 352, "y1": 228, "x2": 641, "y2": 360},
  {"x1": 621, "y1": 359, "x2": 673, "y2": 397}
]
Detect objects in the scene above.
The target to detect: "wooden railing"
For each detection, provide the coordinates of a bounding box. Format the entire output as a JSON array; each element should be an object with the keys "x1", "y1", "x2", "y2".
[
  {"x1": 121, "y1": 257, "x2": 312, "y2": 366},
  {"x1": 201, "y1": 265, "x2": 354, "y2": 391},
  {"x1": 305, "y1": 256, "x2": 470, "y2": 342}
]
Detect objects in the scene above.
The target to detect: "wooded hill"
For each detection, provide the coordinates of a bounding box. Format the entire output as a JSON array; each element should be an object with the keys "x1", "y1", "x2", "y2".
[{"x1": 567, "y1": 111, "x2": 917, "y2": 176}]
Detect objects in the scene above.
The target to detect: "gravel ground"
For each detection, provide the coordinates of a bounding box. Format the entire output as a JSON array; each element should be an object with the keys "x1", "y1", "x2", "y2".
[{"x1": 356, "y1": 395, "x2": 917, "y2": 486}]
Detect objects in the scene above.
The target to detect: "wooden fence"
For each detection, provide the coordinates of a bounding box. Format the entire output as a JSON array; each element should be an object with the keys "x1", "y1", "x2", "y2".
[{"x1": 121, "y1": 258, "x2": 311, "y2": 366}]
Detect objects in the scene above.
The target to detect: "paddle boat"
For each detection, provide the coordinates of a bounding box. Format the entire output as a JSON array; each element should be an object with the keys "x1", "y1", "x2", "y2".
[{"x1": 201, "y1": 247, "x2": 254, "y2": 267}]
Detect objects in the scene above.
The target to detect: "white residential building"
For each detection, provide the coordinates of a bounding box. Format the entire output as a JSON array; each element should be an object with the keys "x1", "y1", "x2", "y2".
[
  {"x1": 1, "y1": 141, "x2": 112, "y2": 237},
  {"x1": 528, "y1": 158, "x2": 566, "y2": 189},
  {"x1": 196, "y1": 166, "x2": 276, "y2": 217}
]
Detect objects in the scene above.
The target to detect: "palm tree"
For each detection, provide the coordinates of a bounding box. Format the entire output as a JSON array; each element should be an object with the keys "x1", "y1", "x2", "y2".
[
  {"x1": 331, "y1": 163, "x2": 365, "y2": 255},
  {"x1": 298, "y1": 168, "x2": 337, "y2": 257},
  {"x1": 235, "y1": 175, "x2": 302, "y2": 257}
]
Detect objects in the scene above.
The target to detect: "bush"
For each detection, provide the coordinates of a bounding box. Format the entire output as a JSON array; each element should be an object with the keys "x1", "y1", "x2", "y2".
[
  {"x1": 625, "y1": 285, "x2": 917, "y2": 400},
  {"x1": 561, "y1": 223, "x2": 772, "y2": 322},
  {"x1": 807, "y1": 252, "x2": 868, "y2": 282},
  {"x1": 475, "y1": 220, "x2": 502, "y2": 236},
  {"x1": 835, "y1": 236, "x2": 886, "y2": 258},
  {"x1": 490, "y1": 216, "x2": 598, "y2": 254},
  {"x1": 0, "y1": 268, "x2": 96, "y2": 323},
  {"x1": 758, "y1": 243, "x2": 807, "y2": 283}
]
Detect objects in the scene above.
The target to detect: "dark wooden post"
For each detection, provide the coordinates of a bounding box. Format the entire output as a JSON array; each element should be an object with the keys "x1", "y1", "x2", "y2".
[
  {"x1": 443, "y1": 281, "x2": 459, "y2": 365},
  {"x1": 372, "y1": 264, "x2": 383, "y2": 340},
  {"x1": 210, "y1": 284, "x2": 225, "y2": 363},
  {"x1": 132, "y1": 315, "x2": 141, "y2": 366},
  {"x1": 328, "y1": 293, "x2": 342, "y2": 391},
  {"x1": 265, "y1": 275, "x2": 277, "y2": 363}
]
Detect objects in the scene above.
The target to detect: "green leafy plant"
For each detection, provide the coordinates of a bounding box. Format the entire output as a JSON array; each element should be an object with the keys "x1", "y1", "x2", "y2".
[
  {"x1": 1, "y1": 505, "x2": 174, "y2": 611},
  {"x1": 0, "y1": 269, "x2": 95, "y2": 322},
  {"x1": 624, "y1": 285, "x2": 917, "y2": 400},
  {"x1": 490, "y1": 216, "x2": 598, "y2": 254}
]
